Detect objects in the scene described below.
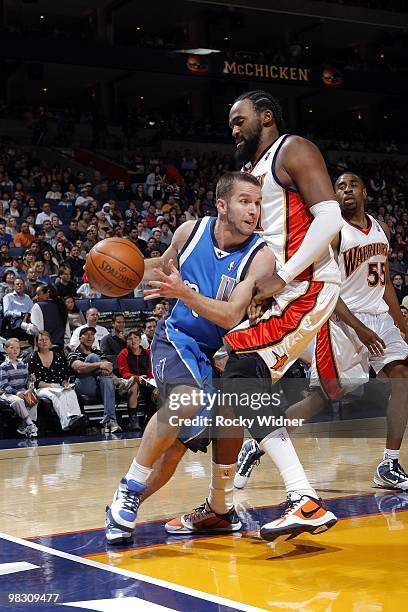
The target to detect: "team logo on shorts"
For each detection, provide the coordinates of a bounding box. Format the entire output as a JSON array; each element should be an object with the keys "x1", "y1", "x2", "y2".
[
  {"x1": 270, "y1": 351, "x2": 288, "y2": 371},
  {"x1": 155, "y1": 358, "x2": 166, "y2": 383}
]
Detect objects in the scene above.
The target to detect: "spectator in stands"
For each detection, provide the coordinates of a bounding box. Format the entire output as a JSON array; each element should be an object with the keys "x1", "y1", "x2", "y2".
[
  {"x1": 40, "y1": 249, "x2": 59, "y2": 278},
  {"x1": 201, "y1": 190, "x2": 216, "y2": 215},
  {"x1": 45, "y1": 183, "x2": 62, "y2": 200},
  {"x1": 151, "y1": 229, "x2": 167, "y2": 253},
  {"x1": 152, "y1": 301, "x2": 167, "y2": 320},
  {"x1": 66, "y1": 219, "x2": 82, "y2": 243},
  {"x1": 27, "y1": 331, "x2": 85, "y2": 432},
  {"x1": 0, "y1": 270, "x2": 16, "y2": 300},
  {"x1": 13, "y1": 257, "x2": 26, "y2": 281},
  {"x1": 0, "y1": 222, "x2": 12, "y2": 246},
  {"x1": 68, "y1": 327, "x2": 121, "y2": 434},
  {"x1": 117, "y1": 329, "x2": 153, "y2": 433},
  {"x1": 22, "y1": 196, "x2": 38, "y2": 219},
  {"x1": 65, "y1": 296, "x2": 86, "y2": 332},
  {"x1": 100, "y1": 313, "x2": 127, "y2": 373},
  {"x1": 65, "y1": 245, "x2": 86, "y2": 283},
  {"x1": 35, "y1": 202, "x2": 52, "y2": 225},
  {"x1": 5, "y1": 217, "x2": 18, "y2": 240},
  {"x1": 145, "y1": 204, "x2": 158, "y2": 229},
  {"x1": 392, "y1": 274, "x2": 408, "y2": 303},
  {"x1": 0, "y1": 244, "x2": 12, "y2": 267},
  {"x1": 158, "y1": 221, "x2": 173, "y2": 247},
  {"x1": 390, "y1": 250, "x2": 408, "y2": 276},
  {"x1": 13, "y1": 220, "x2": 35, "y2": 249},
  {"x1": 55, "y1": 266, "x2": 77, "y2": 299},
  {"x1": 77, "y1": 278, "x2": 102, "y2": 299},
  {"x1": 7, "y1": 199, "x2": 20, "y2": 220},
  {"x1": 75, "y1": 186, "x2": 93, "y2": 209},
  {"x1": 55, "y1": 241, "x2": 68, "y2": 265},
  {"x1": 0, "y1": 337, "x2": 38, "y2": 438},
  {"x1": 42, "y1": 220, "x2": 55, "y2": 243},
  {"x1": 22, "y1": 284, "x2": 70, "y2": 349},
  {"x1": 136, "y1": 221, "x2": 151, "y2": 242},
  {"x1": 82, "y1": 228, "x2": 98, "y2": 254},
  {"x1": 128, "y1": 227, "x2": 147, "y2": 254},
  {"x1": 25, "y1": 267, "x2": 40, "y2": 298},
  {"x1": 69, "y1": 307, "x2": 109, "y2": 351},
  {"x1": 3, "y1": 277, "x2": 33, "y2": 319},
  {"x1": 141, "y1": 317, "x2": 157, "y2": 349},
  {"x1": 33, "y1": 261, "x2": 52, "y2": 285}
]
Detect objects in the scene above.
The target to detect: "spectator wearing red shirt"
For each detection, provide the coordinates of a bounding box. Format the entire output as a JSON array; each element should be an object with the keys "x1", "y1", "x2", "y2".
[{"x1": 117, "y1": 330, "x2": 153, "y2": 433}]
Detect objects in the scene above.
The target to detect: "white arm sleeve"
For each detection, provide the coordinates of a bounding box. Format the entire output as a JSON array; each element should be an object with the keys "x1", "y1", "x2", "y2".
[{"x1": 278, "y1": 200, "x2": 343, "y2": 284}]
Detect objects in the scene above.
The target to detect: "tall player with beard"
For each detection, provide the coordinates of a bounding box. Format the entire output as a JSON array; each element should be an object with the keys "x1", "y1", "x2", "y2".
[
  {"x1": 167, "y1": 91, "x2": 345, "y2": 542},
  {"x1": 235, "y1": 173, "x2": 408, "y2": 493}
]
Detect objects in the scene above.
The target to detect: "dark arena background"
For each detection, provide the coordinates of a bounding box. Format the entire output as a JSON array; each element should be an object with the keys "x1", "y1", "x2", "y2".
[{"x1": 0, "y1": 1, "x2": 407, "y2": 610}]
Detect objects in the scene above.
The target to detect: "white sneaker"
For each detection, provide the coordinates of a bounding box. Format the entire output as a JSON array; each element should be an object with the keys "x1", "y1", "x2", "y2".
[
  {"x1": 25, "y1": 424, "x2": 38, "y2": 438},
  {"x1": 109, "y1": 419, "x2": 122, "y2": 433},
  {"x1": 260, "y1": 492, "x2": 337, "y2": 542}
]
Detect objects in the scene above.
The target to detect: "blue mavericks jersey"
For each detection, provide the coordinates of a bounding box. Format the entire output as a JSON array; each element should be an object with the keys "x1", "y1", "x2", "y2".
[{"x1": 165, "y1": 217, "x2": 265, "y2": 351}]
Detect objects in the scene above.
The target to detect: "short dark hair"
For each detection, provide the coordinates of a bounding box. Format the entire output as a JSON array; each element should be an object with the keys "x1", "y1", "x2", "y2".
[
  {"x1": 127, "y1": 329, "x2": 142, "y2": 339},
  {"x1": 233, "y1": 90, "x2": 285, "y2": 134},
  {"x1": 113, "y1": 312, "x2": 125, "y2": 321},
  {"x1": 215, "y1": 171, "x2": 260, "y2": 203}
]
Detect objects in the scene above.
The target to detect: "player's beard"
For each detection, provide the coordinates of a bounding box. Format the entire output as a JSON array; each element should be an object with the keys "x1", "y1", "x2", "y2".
[{"x1": 234, "y1": 119, "x2": 262, "y2": 167}]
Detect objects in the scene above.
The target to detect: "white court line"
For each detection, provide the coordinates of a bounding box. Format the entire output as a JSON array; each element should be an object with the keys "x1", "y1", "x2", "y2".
[{"x1": 0, "y1": 532, "x2": 266, "y2": 612}]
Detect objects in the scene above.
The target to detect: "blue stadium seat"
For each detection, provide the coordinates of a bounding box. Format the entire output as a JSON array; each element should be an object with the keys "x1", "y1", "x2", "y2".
[
  {"x1": 75, "y1": 299, "x2": 90, "y2": 313},
  {"x1": 91, "y1": 298, "x2": 120, "y2": 312},
  {"x1": 9, "y1": 247, "x2": 26, "y2": 258},
  {"x1": 119, "y1": 297, "x2": 150, "y2": 312}
]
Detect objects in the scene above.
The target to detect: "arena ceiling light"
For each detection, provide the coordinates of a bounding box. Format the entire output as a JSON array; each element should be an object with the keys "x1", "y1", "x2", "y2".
[{"x1": 175, "y1": 48, "x2": 221, "y2": 55}]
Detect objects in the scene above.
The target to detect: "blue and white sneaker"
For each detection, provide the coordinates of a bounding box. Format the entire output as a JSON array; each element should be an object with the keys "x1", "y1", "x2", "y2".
[
  {"x1": 373, "y1": 459, "x2": 408, "y2": 491},
  {"x1": 105, "y1": 478, "x2": 146, "y2": 544},
  {"x1": 105, "y1": 506, "x2": 133, "y2": 545},
  {"x1": 234, "y1": 439, "x2": 264, "y2": 489}
]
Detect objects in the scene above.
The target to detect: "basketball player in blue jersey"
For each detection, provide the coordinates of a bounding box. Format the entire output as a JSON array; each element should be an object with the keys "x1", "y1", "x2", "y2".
[{"x1": 105, "y1": 171, "x2": 277, "y2": 544}]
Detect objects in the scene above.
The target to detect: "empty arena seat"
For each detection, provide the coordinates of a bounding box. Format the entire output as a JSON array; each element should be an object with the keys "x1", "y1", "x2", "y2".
[
  {"x1": 8, "y1": 247, "x2": 26, "y2": 258},
  {"x1": 91, "y1": 298, "x2": 120, "y2": 312},
  {"x1": 119, "y1": 298, "x2": 150, "y2": 312},
  {"x1": 75, "y1": 298, "x2": 90, "y2": 312}
]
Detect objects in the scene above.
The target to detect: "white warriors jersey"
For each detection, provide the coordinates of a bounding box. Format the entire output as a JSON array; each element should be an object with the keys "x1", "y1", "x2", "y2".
[
  {"x1": 245, "y1": 134, "x2": 340, "y2": 284},
  {"x1": 338, "y1": 214, "x2": 389, "y2": 314}
]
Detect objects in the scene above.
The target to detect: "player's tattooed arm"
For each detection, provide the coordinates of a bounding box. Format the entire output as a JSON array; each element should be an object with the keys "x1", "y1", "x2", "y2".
[{"x1": 142, "y1": 221, "x2": 196, "y2": 282}]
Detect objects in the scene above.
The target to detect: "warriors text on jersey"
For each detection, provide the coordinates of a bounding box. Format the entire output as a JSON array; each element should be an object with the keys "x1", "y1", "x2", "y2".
[
  {"x1": 338, "y1": 214, "x2": 389, "y2": 314},
  {"x1": 165, "y1": 217, "x2": 265, "y2": 351},
  {"x1": 244, "y1": 134, "x2": 340, "y2": 284}
]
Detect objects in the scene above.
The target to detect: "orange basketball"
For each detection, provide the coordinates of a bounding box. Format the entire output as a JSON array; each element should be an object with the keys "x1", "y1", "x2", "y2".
[{"x1": 85, "y1": 237, "x2": 145, "y2": 297}]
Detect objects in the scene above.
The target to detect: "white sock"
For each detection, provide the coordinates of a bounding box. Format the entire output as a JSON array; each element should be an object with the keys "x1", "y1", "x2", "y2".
[
  {"x1": 126, "y1": 459, "x2": 153, "y2": 485},
  {"x1": 260, "y1": 427, "x2": 317, "y2": 498},
  {"x1": 208, "y1": 462, "x2": 236, "y2": 514},
  {"x1": 384, "y1": 448, "x2": 399, "y2": 461}
]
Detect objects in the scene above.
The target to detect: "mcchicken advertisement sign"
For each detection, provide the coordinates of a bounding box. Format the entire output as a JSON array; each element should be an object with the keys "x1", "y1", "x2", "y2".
[{"x1": 223, "y1": 60, "x2": 310, "y2": 82}]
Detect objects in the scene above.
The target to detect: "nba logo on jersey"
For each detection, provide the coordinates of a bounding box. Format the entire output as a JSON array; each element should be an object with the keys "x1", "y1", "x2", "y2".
[{"x1": 228, "y1": 261, "x2": 236, "y2": 271}]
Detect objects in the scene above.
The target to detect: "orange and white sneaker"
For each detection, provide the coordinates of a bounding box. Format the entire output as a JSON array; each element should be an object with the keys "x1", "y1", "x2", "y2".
[
  {"x1": 165, "y1": 499, "x2": 242, "y2": 535},
  {"x1": 260, "y1": 492, "x2": 337, "y2": 542}
]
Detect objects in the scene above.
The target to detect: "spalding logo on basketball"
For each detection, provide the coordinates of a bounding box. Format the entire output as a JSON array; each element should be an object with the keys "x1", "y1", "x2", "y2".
[{"x1": 85, "y1": 237, "x2": 145, "y2": 297}]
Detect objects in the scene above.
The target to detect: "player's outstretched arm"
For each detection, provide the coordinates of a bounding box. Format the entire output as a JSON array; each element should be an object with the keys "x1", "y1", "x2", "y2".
[
  {"x1": 142, "y1": 221, "x2": 196, "y2": 282},
  {"x1": 253, "y1": 138, "x2": 343, "y2": 304},
  {"x1": 144, "y1": 246, "x2": 275, "y2": 329}
]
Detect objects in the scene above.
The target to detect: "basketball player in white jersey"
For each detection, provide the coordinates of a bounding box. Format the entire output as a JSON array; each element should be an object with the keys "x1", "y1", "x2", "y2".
[
  {"x1": 166, "y1": 91, "x2": 343, "y2": 542},
  {"x1": 236, "y1": 172, "x2": 408, "y2": 492}
]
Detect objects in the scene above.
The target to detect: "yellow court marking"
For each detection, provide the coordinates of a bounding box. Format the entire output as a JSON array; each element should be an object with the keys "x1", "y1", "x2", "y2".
[{"x1": 89, "y1": 512, "x2": 408, "y2": 611}]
